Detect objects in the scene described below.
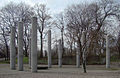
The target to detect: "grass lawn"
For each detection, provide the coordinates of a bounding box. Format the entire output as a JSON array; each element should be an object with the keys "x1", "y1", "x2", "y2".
[
  {"x1": 111, "y1": 56, "x2": 120, "y2": 62},
  {"x1": 0, "y1": 57, "x2": 48, "y2": 64},
  {"x1": 0, "y1": 55, "x2": 120, "y2": 65}
]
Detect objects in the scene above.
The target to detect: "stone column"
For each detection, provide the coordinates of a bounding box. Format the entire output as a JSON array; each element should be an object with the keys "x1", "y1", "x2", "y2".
[
  {"x1": 31, "y1": 17, "x2": 38, "y2": 72},
  {"x1": 58, "y1": 39, "x2": 62, "y2": 67},
  {"x1": 18, "y1": 21, "x2": 24, "y2": 71},
  {"x1": 76, "y1": 42, "x2": 80, "y2": 68},
  {"x1": 29, "y1": 29, "x2": 31, "y2": 69},
  {"x1": 106, "y1": 35, "x2": 110, "y2": 68},
  {"x1": 10, "y1": 26, "x2": 16, "y2": 70},
  {"x1": 48, "y1": 30, "x2": 52, "y2": 68}
]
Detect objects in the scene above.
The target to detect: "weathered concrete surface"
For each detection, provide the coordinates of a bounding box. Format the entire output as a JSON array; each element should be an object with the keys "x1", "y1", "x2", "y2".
[
  {"x1": 10, "y1": 27, "x2": 16, "y2": 70},
  {"x1": 106, "y1": 35, "x2": 110, "y2": 68},
  {"x1": 48, "y1": 30, "x2": 52, "y2": 68},
  {"x1": 31, "y1": 17, "x2": 38, "y2": 72},
  {"x1": 58, "y1": 39, "x2": 62, "y2": 67},
  {"x1": 0, "y1": 64, "x2": 120, "y2": 78},
  {"x1": 76, "y1": 42, "x2": 80, "y2": 68},
  {"x1": 18, "y1": 21, "x2": 24, "y2": 71}
]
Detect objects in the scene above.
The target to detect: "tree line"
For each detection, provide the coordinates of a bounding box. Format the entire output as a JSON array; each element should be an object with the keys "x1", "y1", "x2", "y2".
[{"x1": 0, "y1": 0, "x2": 120, "y2": 66}]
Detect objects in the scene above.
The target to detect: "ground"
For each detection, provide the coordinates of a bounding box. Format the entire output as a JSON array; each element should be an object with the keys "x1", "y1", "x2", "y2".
[{"x1": 0, "y1": 64, "x2": 120, "y2": 78}]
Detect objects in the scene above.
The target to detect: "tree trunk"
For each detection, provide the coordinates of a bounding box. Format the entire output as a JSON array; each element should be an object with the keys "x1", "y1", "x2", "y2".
[
  {"x1": 77, "y1": 37, "x2": 82, "y2": 62},
  {"x1": 24, "y1": 24, "x2": 28, "y2": 57},
  {"x1": 83, "y1": 58, "x2": 87, "y2": 73},
  {"x1": 61, "y1": 30, "x2": 64, "y2": 57},
  {"x1": 40, "y1": 33, "x2": 43, "y2": 58},
  {"x1": 118, "y1": 44, "x2": 120, "y2": 59},
  {"x1": 5, "y1": 44, "x2": 9, "y2": 60},
  {"x1": 24, "y1": 40, "x2": 28, "y2": 57},
  {"x1": 81, "y1": 31, "x2": 87, "y2": 73},
  {"x1": 3, "y1": 34, "x2": 9, "y2": 60},
  {"x1": 70, "y1": 43, "x2": 72, "y2": 53},
  {"x1": 24, "y1": 46, "x2": 28, "y2": 57}
]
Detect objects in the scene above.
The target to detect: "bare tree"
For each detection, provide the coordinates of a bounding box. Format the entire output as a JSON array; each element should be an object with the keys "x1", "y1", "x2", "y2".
[
  {"x1": 64, "y1": 29, "x2": 75, "y2": 54},
  {"x1": 55, "y1": 12, "x2": 65, "y2": 56},
  {"x1": 34, "y1": 4, "x2": 51, "y2": 58},
  {"x1": 0, "y1": 23, "x2": 10, "y2": 60},
  {"x1": 91, "y1": 0, "x2": 120, "y2": 35},
  {"x1": 64, "y1": 0, "x2": 120, "y2": 72},
  {"x1": 65, "y1": 3, "x2": 94, "y2": 73},
  {"x1": 0, "y1": 2, "x2": 34, "y2": 58}
]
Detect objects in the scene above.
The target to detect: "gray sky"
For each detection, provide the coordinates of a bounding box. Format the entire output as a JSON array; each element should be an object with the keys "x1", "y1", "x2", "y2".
[
  {"x1": 0, "y1": 0, "x2": 95, "y2": 14},
  {"x1": 0, "y1": 0, "x2": 119, "y2": 51}
]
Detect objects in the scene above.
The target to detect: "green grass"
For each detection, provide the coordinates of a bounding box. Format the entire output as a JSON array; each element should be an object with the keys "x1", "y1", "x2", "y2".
[
  {"x1": 0, "y1": 57, "x2": 48, "y2": 64},
  {"x1": 1, "y1": 55, "x2": 119, "y2": 65},
  {"x1": 0, "y1": 60, "x2": 10, "y2": 64},
  {"x1": 110, "y1": 56, "x2": 120, "y2": 62},
  {"x1": 105, "y1": 68, "x2": 119, "y2": 71},
  {"x1": 16, "y1": 57, "x2": 29, "y2": 64},
  {"x1": 109, "y1": 68, "x2": 119, "y2": 70},
  {"x1": 0, "y1": 57, "x2": 29, "y2": 64}
]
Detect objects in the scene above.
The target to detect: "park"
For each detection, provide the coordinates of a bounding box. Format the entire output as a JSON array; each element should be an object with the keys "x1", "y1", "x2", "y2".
[{"x1": 0, "y1": 0, "x2": 120, "y2": 78}]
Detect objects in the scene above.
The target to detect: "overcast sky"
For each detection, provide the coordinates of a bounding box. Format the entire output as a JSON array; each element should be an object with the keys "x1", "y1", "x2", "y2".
[
  {"x1": 1, "y1": 0, "x2": 119, "y2": 14},
  {"x1": 0, "y1": 0, "x2": 120, "y2": 51},
  {"x1": 0, "y1": 0, "x2": 96, "y2": 14}
]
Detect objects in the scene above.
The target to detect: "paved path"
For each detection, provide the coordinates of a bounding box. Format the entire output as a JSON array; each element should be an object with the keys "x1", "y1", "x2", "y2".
[{"x1": 0, "y1": 64, "x2": 120, "y2": 78}]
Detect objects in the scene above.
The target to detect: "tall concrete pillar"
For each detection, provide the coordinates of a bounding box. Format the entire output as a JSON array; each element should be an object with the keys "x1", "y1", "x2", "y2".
[
  {"x1": 106, "y1": 35, "x2": 110, "y2": 68},
  {"x1": 29, "y1": 29, "x2": 31, "y2": 69},
  {"x1": 76, "y1": 42, "x2": 80, "y2": 68},
  {"x1": 18, "y1": 21, "x2": 24, "y2": 71},
  {"x1": 10, "y1": 26, "x2": 16, "y2": 70},
  {"x1": 48, "y1": 30, "x2": 52, "y2": 68},
  {"x1": 58, "y1": 39, "x2": 62, "y2": 67},
  {"x1": 31, "y1": 17, "x2": 38, "y2": 72}
]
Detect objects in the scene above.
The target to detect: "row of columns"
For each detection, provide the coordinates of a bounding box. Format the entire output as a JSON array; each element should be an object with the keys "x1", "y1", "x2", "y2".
[
  {"x1": 10, "y1": 17, "x2": 38, "y2": 72},
  {"x1": 47, "y1": 31, "x2": 63, "y2": 68},
  {"x1": 10, "y1": 17, "x2": 111, "y2": 73},
  {"x1": 47, "y1": 32, "x2": 110, "y2": 68}
]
